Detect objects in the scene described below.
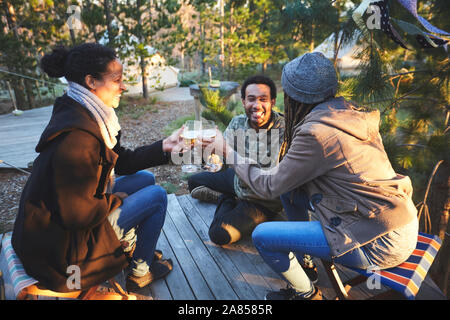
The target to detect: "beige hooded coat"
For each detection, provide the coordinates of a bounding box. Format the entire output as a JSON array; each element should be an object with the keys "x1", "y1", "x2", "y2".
[{"x1": 231, "y1": 97, "x2": 418, "y2": 258}]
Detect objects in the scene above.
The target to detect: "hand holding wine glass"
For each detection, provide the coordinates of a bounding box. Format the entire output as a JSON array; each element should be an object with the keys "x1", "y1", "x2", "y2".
[
  {"x1": 162, "y1": 126, "x2": 186, "y2": 153},
  {"x1": 180, "y1": 120, "x2": 202, "y2": 172}
]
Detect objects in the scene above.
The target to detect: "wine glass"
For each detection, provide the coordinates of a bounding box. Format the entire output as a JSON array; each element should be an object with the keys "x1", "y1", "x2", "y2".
[
  {"x1": 200, "y1": 120, "x2": 223, "y2": 172},
  {"x1": 181, "y1": 120, "x2": 201, "y2": 173}
]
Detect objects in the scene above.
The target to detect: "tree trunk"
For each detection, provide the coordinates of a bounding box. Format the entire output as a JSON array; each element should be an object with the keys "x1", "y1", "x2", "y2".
[
  {"x1": 180, "y1": 49, "x2": 185, "y2": 70},
  {"x1": 104, "y1": 0, "x2": 114, "y2": 46},
  {"x1": 84, "y1": 0, "x2": 99, "y2": 43},
  {"x1": 333, "y1": 31, "x2": 339, "y2": 66},
  {"x1": 93, "y1": 26, "x2": 100, "y2": 43},
  {"x1": 64, "y1": 0, "x2": 76, "y2": 45},
  {"x1": 10, "y1": 78, "x2": 27, "y2": 110},
  {"x1": 3, "y1": 1, "x2": 35, "y2": 109},
  {"x1": 200, "y1": 17, "x2": 205, "y2": 76},
  {"x1": 219, "y1": 0, "x2": 225, "y2": 76},
  {"x1": 227, "y1": 7, "x2": 234, "y2": 81},
  {"x1": 262, "y1": 62, "x2": 267, "y2": 74},
  {"x1": 23, "y1": 79, "x2": 36, "y2": 110},
  {"x1": 140, "y1": 56, "x2": 148, "y2": 99}
]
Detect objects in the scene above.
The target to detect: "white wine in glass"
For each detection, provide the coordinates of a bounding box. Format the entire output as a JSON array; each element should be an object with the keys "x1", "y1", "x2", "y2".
[
  {"x1": 181, "y1": 120, "x2": 201, "y2": 173},
  {"x1": 200, "y1": 120, "x2": 222, "y2": 172},
  {"x1": 200, "y1": 120, "x2": 216, "y2": 140}
]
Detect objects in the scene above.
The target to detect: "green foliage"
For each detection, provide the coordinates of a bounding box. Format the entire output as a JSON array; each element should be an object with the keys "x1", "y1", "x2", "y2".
[
  {"x1": 340, "y1": 0, "x2": 450, "y2": 206},
  {"x1": 273, "y1": 91, "x2": 285, "y2": 114},
  {"x1": 2, "y1": 0, "x2": 449, "y2": 210},
  {"x1": 160, "y1": 182, "x2": 178, "y2": 194},
  {"x1": 199, "y1": 86, "x2": 237, "y2": 129},
  {"x1": 162, "y1": 114, "x2": 196, "y2": 136},
  {"x1": 177, "y1": 71, "x2": 210, "y2": 87}
]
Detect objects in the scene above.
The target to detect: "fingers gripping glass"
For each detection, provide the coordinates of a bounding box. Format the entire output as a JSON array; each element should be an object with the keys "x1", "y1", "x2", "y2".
[{"x1": 180, "y1": 120, "x2": 222, "y2": 173}]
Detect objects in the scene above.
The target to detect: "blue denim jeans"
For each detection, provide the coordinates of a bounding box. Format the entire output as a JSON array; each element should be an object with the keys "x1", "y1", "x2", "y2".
[
  {"x1": 108, "y1": 170, "x2": 167, "y2": 277},
  {"x1": 252, "y1": 189, "x2": 374, "y2": 276}
]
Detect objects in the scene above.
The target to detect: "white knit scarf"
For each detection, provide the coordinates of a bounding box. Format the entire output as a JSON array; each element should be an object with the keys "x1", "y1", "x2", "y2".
[{"x1": 67, "y1": 81, "x2": 121, "y2": 150}]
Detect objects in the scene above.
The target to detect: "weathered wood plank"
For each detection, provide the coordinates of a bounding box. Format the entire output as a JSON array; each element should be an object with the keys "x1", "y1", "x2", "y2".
[
  {"x1": 161, "y1": 203, "x2": 214, "y2": 300},
  {"x1": 177, "y1": 195, "x2": 259, "y2": 300},
  {"x1": 187, "y1": 196, "x2": 284, "y2": 298},
  {"x1": 416, "y1": 274, "x2": 447, "y2": 300},
  {"x1": 1, "y1": 191, "x2": 446, "y2": 301},
  {"x1": 0, "y1": 105, "x2": 52, "y2": 169},
  {"x1": 232, "y1": 240, "x2": 286, "y2": 292},
  {"x1": 149, "y1": 230, "x2": 181, "y2": 300},
  {"x1": 151, "y1": 227, "x2": 196, "y2": 300},
  {"x1": 166, "y1": 194, "x2": 238, "y2": 300}
]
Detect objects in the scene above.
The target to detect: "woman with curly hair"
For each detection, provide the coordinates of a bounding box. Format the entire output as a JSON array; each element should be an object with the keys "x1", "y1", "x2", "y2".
[{"x1": 12, "y1": 43, "x2": 184, "y2": 293}]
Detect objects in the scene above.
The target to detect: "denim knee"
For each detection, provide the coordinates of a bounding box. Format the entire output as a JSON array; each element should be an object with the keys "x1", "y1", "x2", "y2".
[
  {"x1": 251, "y1": 222, "x2": 271, "y2": 251},
  {"x1": 135, "y1": 170, "x2": 156, "y2": 186},
  {"x1": 151, "y1": 185, "x2": 168, "y2": 211}
]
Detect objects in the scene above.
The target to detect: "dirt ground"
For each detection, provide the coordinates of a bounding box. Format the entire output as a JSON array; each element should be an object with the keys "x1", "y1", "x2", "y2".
[{"x1": 0, "y1": 99, "x2": 195, "y2": 234}]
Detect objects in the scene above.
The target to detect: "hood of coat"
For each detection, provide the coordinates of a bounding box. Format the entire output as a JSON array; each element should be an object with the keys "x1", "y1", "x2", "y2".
[
  {"x1": 303, "y1": 97, "x2": 381, "y2": 141},
  {"x1": 35, "y1": 94, "x2": 104, "y2": 153}
]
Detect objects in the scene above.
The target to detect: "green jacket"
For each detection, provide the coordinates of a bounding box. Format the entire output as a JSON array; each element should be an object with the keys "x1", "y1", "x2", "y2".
[{"x1": 224, "y1": 111, "x2": 285, "y2": 212}]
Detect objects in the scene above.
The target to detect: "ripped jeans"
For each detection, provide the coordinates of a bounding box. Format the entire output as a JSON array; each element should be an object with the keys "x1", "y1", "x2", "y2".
[{"x1": 108, "y1": 170, "x2": 167, "y2": 277}]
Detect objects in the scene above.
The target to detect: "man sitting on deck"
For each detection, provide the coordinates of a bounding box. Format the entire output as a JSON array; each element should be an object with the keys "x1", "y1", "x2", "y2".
[{"x1": 188, "y1": 75, "x2": 284, "y2": 246}]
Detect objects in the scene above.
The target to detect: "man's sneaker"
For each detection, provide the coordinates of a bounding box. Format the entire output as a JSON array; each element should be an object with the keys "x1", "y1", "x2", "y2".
[
  {"x1": 190, "y1": 186, "x2": 221, "y2": 204},
  {"x1": 265, "y1": 286, "x2": 323, "y2": 300},
  {"x1": 303, "y1": 263, "x2": 319, "y2": 284}
]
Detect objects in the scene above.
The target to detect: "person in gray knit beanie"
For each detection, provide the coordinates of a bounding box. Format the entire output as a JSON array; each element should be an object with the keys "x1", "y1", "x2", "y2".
[
  {"x1": 281, "y1": 52, "x2": 337, "y2": 104},
  {"x1": 209, "y1": 50, "x2": 418, "y2": 300}
]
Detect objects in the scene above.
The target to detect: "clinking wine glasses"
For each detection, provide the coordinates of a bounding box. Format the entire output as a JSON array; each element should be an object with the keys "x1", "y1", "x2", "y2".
[{"x1": 180, "y1": 120, "x2": 222, "y2": 173}]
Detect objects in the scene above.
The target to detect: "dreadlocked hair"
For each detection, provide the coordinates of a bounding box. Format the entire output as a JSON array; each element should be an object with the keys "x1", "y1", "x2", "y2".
[{"x1": 278, "y1": 93, "x2": 319, "y2": 162}]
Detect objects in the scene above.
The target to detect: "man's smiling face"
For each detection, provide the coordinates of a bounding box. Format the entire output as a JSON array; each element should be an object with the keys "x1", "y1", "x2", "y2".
[{"x1": 242, "y1": 83, "x2": 275, "y2": 130}]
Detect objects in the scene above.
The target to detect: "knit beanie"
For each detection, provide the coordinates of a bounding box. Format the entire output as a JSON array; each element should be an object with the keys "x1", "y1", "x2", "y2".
[{"x1": 281, "y1": 52, "x2": 338, "y2": 104}]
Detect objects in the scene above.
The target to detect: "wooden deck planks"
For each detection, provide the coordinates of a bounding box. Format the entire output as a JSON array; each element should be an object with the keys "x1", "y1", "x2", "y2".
[
  {"x1": 165, "y1": 194, "x2": 239, "y2": 300},
  {"x1": 0, "y1": 193, "x2": 447, "y2": 300},
  {"x1": 177, "y1": 195, "x2": 264, "y2": 300},
  {"x1": 155, "y1": 201, "x2": 214, "y2": 300},
  {"x1": 186, "y1": 196, "x2": 285, "y2": 297},
  {"x1": 150, "y1": 230, "x2": 188, "y2": 300},
  {"x1": 0, "y1": 105, "x2": 52, "y2": 169}
]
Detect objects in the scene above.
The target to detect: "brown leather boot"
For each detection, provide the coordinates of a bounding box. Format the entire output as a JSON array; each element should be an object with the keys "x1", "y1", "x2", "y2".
[{"x1": 126, "y1": 259, "x2": 173, "y2": 291}]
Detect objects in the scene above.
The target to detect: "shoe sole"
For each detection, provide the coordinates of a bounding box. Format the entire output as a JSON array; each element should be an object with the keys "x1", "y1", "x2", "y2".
[
  {"x1": 190, "y1": 187, "x2": 220, "y2": 203},
  {"x1": 126, "y1": 259, "x2": 173, "y2": 290}
]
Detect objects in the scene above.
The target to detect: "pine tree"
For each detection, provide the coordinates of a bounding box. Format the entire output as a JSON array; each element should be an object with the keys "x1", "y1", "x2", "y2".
[
  {"x1": 0, "y1": 0, "x2": 69, "y2": 109},
  {"x1": 116, "y1": 0, "x2": 181, "y2": 99}
]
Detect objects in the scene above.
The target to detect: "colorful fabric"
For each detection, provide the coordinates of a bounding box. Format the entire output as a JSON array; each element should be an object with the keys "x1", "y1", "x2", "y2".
[
  {"x1": 396, "y1": 0, "x2": 450, "y2": 36},
  {"x1": 415, "y1": 33, "x2": 448, "y2": 49},
  {"x1": 374, "y1": 0, "x2": 409, "y2": 49},
  {"x1": 393, "y1": 18, "x2": 448, "y2": 49},
  {"x1": 351, "y1": 232, "x2": 442, "y2": 300},
  {"x1": 1, "y1": 233, "x2": 38, "y2": 298}
]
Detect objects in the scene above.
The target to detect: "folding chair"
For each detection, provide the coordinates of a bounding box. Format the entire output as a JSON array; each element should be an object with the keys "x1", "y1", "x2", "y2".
[
  {"x1": 0, "y1": 233, "x2": 136, "y2": 300},
  {"x1": 322, "y1": 232, "x2": 442, "y2": 300}
]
